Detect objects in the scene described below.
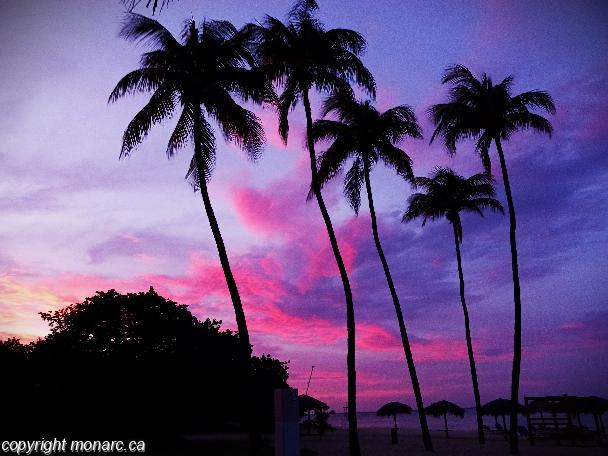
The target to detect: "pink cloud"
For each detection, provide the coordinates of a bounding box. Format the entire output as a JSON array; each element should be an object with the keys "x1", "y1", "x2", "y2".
[
  {"x1": 357, "y1": 322, "x2": 401, "y2": 353},
  {"x1": 559, "y1": 321, "x2": 585, "y2": 330}
]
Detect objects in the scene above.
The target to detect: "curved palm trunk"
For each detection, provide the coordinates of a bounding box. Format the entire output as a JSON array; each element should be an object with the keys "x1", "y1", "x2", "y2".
[
  {"x1": 363, "y1": 163, "x2": 433, "y2": 452},
  {"x1": 495, "y1": 137, "x2": 522, "y2": 455},
  {"x1": 302, "y1": 90, "x2": 361, "y2": 456},
  {"x1": 192, "y1": 114, "x2": 256, "y2": 451},
  {"x1": 196, "y1": 170, "x2": 251, "y2": 350},
  {"x1": 452, "y1": 223, "x2": 485, "y2": 444},
  {"x1": 192, "y1": 118, "x2": 251, "y2": 358}
]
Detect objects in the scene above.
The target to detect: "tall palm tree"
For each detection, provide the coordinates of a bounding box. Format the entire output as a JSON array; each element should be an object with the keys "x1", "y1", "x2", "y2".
[
  {"x1": 403, "y1": 167, "x2": 504, "y2": 445},
  {"x1": 246, "y1": 2, "x2": 375, "y2": 455},
  {"x1": 312, "y1": 91, "x2": 434, "y2": 451},
  {"x1": 430, "y1": 65, "x2": 555, "y2": 454},
  {"x1": 109, "y1": 13, "x2": 274, "y2": 438}
]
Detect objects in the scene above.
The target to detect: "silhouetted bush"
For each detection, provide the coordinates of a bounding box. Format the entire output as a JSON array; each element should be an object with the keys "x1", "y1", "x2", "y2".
[{"x1": 0, "y1": 288, "x2": 288, "y2": 443}]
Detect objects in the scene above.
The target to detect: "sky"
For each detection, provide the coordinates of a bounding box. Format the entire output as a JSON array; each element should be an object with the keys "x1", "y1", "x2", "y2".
[{"x1": 1, "y1": 0, "x2": 607, "y2": 412}]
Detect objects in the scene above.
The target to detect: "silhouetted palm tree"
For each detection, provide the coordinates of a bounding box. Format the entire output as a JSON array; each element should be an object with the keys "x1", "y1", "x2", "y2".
[
  {"x1": 403, "y1": 167, "x2": 504, "y2": 445},
  {"x1": 246, "y1": 2, "x2": 375, "y2": 455},
  {"x1": 430, "y1": 65, "x2": 555, "y2": 454},
  {"x1": 109, "y1": 13, "x2": 274, "y2": 440},
  {"x1": 312, "y1": 90, "x2": 434, "y2": 451}
]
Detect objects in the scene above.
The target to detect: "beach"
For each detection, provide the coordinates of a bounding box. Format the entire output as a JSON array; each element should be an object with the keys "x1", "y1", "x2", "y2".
[{"x1": 300, "y1": 429, "x2": 606, "y2": 455}]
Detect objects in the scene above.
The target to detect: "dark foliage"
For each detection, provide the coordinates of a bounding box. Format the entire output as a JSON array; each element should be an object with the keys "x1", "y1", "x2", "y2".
[{"x1": 0, "y1": 288, "x2": 288, "y2": 444}]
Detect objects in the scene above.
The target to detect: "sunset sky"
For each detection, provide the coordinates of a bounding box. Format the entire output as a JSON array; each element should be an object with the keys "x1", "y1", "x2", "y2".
[{"x1": 1, "y1": 0, "x2": 607, "y2": 411}]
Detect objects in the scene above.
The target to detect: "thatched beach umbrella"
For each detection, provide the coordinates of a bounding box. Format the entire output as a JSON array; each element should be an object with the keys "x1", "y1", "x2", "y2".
[
  {"x1": 298, "y1": 394, "x2": 329, "y2": 416},
  {"x1": 377, "y1": 401, "x2": 413, "y2": 428},
  {"x1": 377, "y1": 402, "x2": 412, "y2": 444},
  {"x1": 299, "y1": 394, "x2": 330, "y2": 435},
  {"x1": 299, "y1": 394, "x2": 329, "y2": 418},
  {"x1": 481, "y1": 398, "x2": 525, "y2": 433},
  {"x1": 425, "y1": 400, "x2": 465, "y2": 438}
]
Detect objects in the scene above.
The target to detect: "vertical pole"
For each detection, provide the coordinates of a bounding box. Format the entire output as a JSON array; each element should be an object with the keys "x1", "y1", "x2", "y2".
[{"x1": 305, "y1": 366, "x2": 315, "y2": 396}]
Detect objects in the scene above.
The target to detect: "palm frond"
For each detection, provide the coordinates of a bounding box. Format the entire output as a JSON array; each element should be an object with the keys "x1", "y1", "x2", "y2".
[
  {"x1": 119, "y1": 13, "x2": 179, "y2": 49},
  {"x1": 201, "y1": 19, "x2": 239, "y2": 42},
  {"x1": 506, "y1": 112, "x2": 553, "y2": 137},
  {"x1": 166, "y1": 102, "x2": 194, "y2": 158},
  {"x1": 207, "y1": 92, "x2": 265, "y2": 160},
  {"x1": 277, "y1": 79, "x2": 301, "y2": 143},
  {"x1": 380, "y1": 105, "x2": 422, "y2": 142},
  {"x1": 331, "y1": 51, "x2": 376, "y2": 97},
  {"x1": 122, "y1": 0, "x2": 173, "y2": 15},
  {"x1": 320, "y1": 89, "x2": 357, "y2": 119},
  {"x1": 119, "y1": 84, "x2": 176, "y2": 158},
  {"x1": 311, "y1": 119, "x2": 349, "y2": 142},
  {"x1": 509, "y1": 90, "x2": 556, "y2": 115},
  {"x1": 314, "y1": 137, "x2": 354, "y2": 194},
  {"x1": 344, "y1": 158, "x2": 364, "y2": 214},
  {"x1": 441, "y1": 65, "x2": 482, "y2": 91},
  {"x1": 377, "y1": 142, "x2": 414, "y2": 182},
  {"x1": 403, "y1": 193, "x2": 434, "y2": 225},
  {"x1": 186, "y1": 109, "x2": 216, "y2": 185},
  {"x1": 429, "y1": 102, "x2": 479, "y2": 153},
  {"x1": 465, "y1": 172, "x2": 495, "y2": 190},
  {"x1": 325, "y1": 28, "x2": 366, "y2": 54},
  {"x1": 108, "y1": 68, "x2": 165, "y2": 103},
  {"x1": 475, "y1": 133, "x2": 493, "y2": 173},
  {"x1": 467, "y1": 197, "x2": 504, "y2": 214},
  {"x1": 288, "y1": 0, "x2": 318, "y2": 22}
]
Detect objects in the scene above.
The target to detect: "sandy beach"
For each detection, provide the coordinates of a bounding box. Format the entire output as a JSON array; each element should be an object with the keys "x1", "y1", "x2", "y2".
[{"x1": 300, "y1": 429, "x2": 606, "y2": 455}]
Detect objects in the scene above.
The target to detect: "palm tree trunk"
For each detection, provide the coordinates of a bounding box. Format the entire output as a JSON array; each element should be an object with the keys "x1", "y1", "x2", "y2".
[
  {"x1": 363, "y1": 162, "x2": 433, "y2": 452},
  {"x1": 192, "y1": 113, "x2": 256, "y2": 451},
  {"x1": 495, "y1": 137, "x2": 522, "y2": 455},
  {"x1": 302, "y1": 90, "x2": 361, "y2": 456},
  {"x1": 192, "y1": 118, "x2": 251, "y2": 357},
  {"x1": 452, "y1": 223, "x2": 485, "y2": 444},
  {"x1": 197, "y1": 172, "x2": 251, "y2": 353},
  {"x1": 444, "y1": 413, "x2": 448, "y2": 438}
]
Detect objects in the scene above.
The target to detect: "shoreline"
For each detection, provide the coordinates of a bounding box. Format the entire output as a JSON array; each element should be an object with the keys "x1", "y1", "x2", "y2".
[{"x1": 300, "y1": 428, "x2": 606, "y2": 455}]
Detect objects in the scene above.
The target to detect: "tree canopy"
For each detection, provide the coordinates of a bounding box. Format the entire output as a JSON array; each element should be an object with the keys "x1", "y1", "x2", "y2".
[{"x1": 0, "y1": 288, "x2": 288, "y2": 442}]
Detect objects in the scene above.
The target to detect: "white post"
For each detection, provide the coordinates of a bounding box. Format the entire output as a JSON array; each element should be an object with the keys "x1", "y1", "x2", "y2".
[{"x1": 274, "y1": 388, "x2": 299, "y2": 456}]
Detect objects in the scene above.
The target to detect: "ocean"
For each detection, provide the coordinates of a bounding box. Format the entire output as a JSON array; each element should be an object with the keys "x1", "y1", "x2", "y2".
[{"x1": 327, "y1": 409, "x2": 599, "y2": 431}]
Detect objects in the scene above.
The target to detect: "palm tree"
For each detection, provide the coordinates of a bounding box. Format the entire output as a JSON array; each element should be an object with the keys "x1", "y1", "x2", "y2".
[
  {"x1": 109, "y1": 13, "x2": 274, "y2": 438},
  {"x1": 403, "y1": 167, "x2": 504, "y2": 444},
  {"x1": 246, "y1": 2, "x2": 375, "y2": 455},
  {"x1": 312, "y1": 90, "x2": 434, "y2": 451},
  {"x1": 430, "y1": 65, "x2": 555, "y2": 454}
]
